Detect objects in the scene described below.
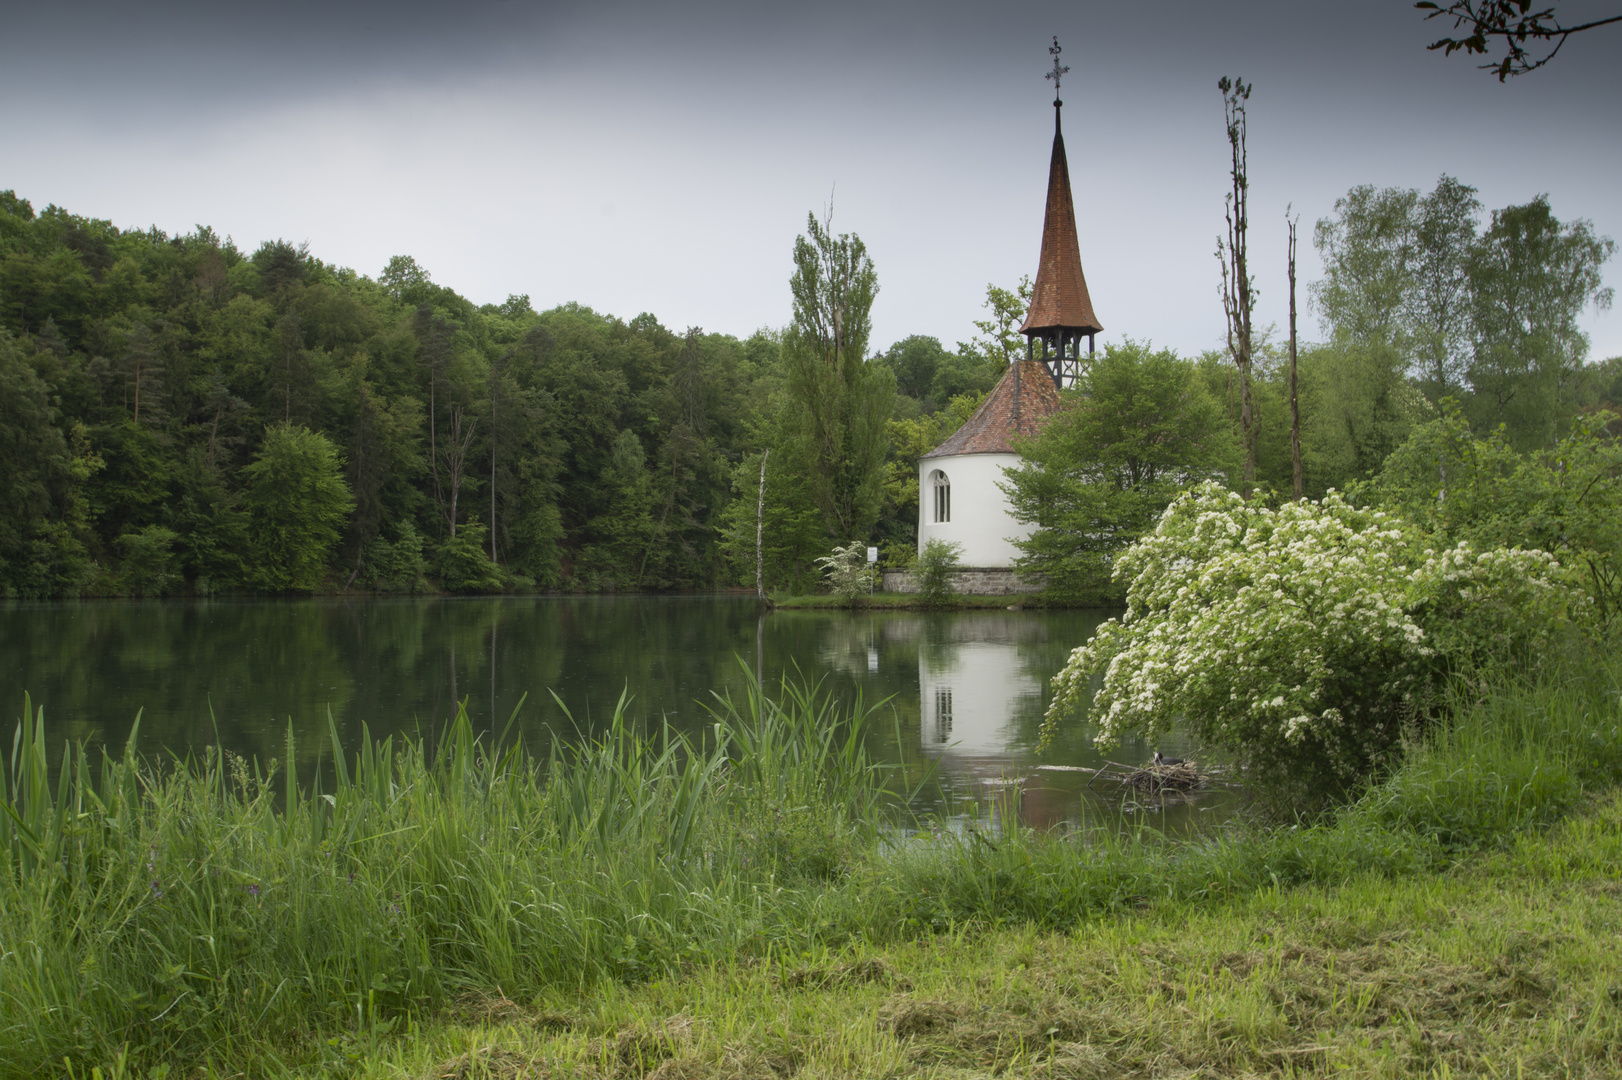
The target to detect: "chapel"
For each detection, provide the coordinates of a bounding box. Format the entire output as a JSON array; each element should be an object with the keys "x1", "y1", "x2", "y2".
[{"x1": 910, "y1": 40, "x2": 1102, "y2": 594}]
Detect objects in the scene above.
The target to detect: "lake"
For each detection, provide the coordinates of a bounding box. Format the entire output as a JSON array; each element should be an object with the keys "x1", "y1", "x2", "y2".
[{"x1": 0, "y1": 595, "x2": 1217, "y2": 831}]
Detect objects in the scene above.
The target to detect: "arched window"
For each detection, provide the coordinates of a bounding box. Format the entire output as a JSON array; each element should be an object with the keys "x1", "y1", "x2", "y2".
[{"x1": 929, "y1": 469, "x2": 951, "y2": 523}]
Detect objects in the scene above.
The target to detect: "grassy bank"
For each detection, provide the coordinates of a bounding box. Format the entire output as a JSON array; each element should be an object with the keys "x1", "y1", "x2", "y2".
[
  {"x1": 283, "y1": 794, "x2": 1622, "y2": 1078},
  {"x1": 7, "y1": 644, "x2": 1622, "y2": 1077}
]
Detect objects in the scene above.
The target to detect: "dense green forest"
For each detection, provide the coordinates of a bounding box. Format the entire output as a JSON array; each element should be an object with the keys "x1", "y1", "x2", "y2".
[
  {"x1": 0, "y1": 177, "x2": 1613, "y2": 599},
  {"x1": 0, "y1": 194, "x2": 992, "y2": 598}
]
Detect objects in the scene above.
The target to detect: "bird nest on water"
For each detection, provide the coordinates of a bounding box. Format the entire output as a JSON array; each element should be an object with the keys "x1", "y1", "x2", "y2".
[{"x1": 1119, "y1": 760, "x2": 1206, "y2": 794}]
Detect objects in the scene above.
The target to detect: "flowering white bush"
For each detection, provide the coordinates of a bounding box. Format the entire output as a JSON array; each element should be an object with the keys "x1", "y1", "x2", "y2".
[{"x1": 1041, "y1": 483, "x2": 1590, "y2": 800}]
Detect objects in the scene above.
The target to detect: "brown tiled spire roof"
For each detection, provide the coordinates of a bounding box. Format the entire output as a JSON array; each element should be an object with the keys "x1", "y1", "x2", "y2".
[
  {"x1": 1019, "y1": 111, "x2": 1102, "y2": 336},
  {"x1": 923, "y1": 360, "x2": 1061, "y2": 458}
]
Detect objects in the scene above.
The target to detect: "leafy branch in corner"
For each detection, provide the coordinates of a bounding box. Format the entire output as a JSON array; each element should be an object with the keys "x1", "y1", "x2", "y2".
[{"x1": 1416, "y1": 0, "x2": 1622, "y2": 78}]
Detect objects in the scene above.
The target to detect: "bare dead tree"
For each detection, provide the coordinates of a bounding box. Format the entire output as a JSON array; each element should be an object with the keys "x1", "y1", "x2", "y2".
[
  {"x1": 415, "y1": 308, "x2": 454, "y2": 534},
  {"x1": 1216, "y1": 75, "x2": 1257, "y2": 496},
  {"x1": 1288, "y1": 206, "x2": 1304, "y2": 500},
  {"x1": 490, "y1": 351, "x2": 503, "y2": 564},
  {"x1": 438, "y1": 404, "x2": 477, "y2": 539},
  {"x1": 756, "y1": 450, "x2": 769, "y2": 601}
]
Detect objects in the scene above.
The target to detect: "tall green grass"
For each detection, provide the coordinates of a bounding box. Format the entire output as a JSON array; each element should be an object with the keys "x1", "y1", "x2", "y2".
[{"x1": 0, "y1": 676, "x2": 898, "y2": 1077}]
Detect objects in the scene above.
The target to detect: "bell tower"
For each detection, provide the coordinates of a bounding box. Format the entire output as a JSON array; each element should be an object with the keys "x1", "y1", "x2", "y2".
[{"x1": 1019, "y1": 37, "x2": 1103, "y2": 391}]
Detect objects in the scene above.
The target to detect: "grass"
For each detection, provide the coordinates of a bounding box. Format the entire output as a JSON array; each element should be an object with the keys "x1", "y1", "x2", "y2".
[
  {"x1": 293, "y1": 798, "x2": 1622, "y2": 1078},
  {"x1": 8, "y1": 641, "x2": 1622, "y2": 1077}
]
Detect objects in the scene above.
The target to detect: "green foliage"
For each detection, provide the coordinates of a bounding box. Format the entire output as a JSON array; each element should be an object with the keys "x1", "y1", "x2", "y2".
[
  {"x1": 0, "y1": 193, "x2": 840, "y2": 597},
  {"x1": 362, "y1": 519, "x2": 429, "y2": 593},
  {"x1": 1359, "y1": 407, "x2": 1622, "y2": 624},
  {"x1": 1312, "y1": 178, "x2": 1614, "y2": 449},
  {"x1": 240, "y1": 424, "x2": 354, "y2": 592},
  {"x1": 434, "y1": 521, "x2": 503, "y2": 593},
  {"x1": 914, "y1": 538, "x2": 961, "y2": 607},
  {"x1": 815, "y1": 540, "x2": 875, "y2": 603},
  {"x1": 957, "y1": 277, "x2": 1033, "y2": 370},
  {"x1": 1466, "y1": 196, "x2": 1616, "y2": 447},
  {"x1": 717, "y1": 450, "x2": 827, "y2": 594},
  {"x1": 117, "y1": 525, "x2": 180, "y2": 597},
  {"x1": 781, "y1": 211, "x2": 894, "y2": 540},
  {"x1": 1006, "y1": 341, "x2": 1237, "y2": 603},
  {"x1": 0, "y1": 331, "x2": 74, "y2": 597},
  {"x1": 1043, "y1": 483, "x2": 1593, "y2": 806}
]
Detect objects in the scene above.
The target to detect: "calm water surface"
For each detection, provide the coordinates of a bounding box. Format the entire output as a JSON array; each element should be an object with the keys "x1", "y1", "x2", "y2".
[{"x1": 1, "y1": 596, "x2": 1219, "y2": 831}]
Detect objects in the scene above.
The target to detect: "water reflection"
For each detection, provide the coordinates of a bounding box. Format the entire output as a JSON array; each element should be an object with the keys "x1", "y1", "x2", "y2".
[{"x1": 0, "y1": 597, "x2": 1225, "y2": 831}]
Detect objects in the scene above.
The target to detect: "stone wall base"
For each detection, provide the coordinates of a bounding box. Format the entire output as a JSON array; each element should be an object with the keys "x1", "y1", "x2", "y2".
[{"x1": 881, "y1": 567, "x2": 1043, "y2": 596}]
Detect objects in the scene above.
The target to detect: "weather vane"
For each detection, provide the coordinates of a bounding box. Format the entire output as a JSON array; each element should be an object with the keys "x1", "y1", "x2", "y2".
[{"x1": 1045, "y1": 36, "x2": 1069, "y2": 105}]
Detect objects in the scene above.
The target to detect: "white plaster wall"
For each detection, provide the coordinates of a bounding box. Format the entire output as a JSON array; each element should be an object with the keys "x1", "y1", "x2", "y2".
[{"x1": 917, "y1": 452, "x2": 1028, "y2": 568}]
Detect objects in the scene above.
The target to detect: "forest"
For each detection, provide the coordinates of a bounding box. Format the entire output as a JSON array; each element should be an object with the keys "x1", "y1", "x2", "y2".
[{"x1": 0, "y1": 176, "x2": 1614, "y2": 600}]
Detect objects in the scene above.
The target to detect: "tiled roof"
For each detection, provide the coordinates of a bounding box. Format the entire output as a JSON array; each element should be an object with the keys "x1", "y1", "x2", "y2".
[
  {"x1": 922, "y1": 360, "x2": 1061, "y2": 458},
  {"x1": 1019, "y1": 118, "x2": 1103, "y2": 336}
]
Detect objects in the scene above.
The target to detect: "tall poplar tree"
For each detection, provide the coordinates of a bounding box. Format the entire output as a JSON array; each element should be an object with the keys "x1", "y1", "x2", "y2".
[{"x1": 781, "y1": 209, "x2": 894, "y2": 540}]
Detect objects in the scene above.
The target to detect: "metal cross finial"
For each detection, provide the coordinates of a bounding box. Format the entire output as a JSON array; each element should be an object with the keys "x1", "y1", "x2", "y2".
[{"x1": 1045, "y1": 36, "x2": 1069, "y2": 103}]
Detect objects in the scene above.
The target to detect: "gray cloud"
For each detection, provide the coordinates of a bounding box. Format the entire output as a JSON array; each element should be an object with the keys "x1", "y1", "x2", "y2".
[{"x1": 3, "y1": 0, "x2": 1617, "y2": 358}]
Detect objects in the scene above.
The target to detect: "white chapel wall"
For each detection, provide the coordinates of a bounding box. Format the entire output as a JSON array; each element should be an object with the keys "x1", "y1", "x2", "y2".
[{"x1": 916, "y1": 452, "x2": 1029, "y2": 568}]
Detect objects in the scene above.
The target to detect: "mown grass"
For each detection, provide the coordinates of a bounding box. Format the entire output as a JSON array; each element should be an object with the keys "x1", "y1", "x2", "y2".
[
  {"x1": 331, "y1": 796, "x2": 1622, "y2": 1079},
  {"x1": 7, "y1": 642, "x2": 1622, "y2": 1078}
]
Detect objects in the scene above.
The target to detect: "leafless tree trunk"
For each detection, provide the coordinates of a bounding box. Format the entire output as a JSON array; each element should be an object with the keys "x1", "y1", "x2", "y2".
[
  {"x1": 439, "y1": 405, "x2": 476, "y2": 538},
  {"x1": 1217, "y1": 76, "x2": 1257, "y2": 496},
  {"x1": 756, "y1": 450, "x2": 769, "y2": 601},
  {"x1": 1288, "y1": 207, "x2": 1303, "y2": 499},
  {"x1": 490, "y1": 357, "x2": 499, "y2": 563}
]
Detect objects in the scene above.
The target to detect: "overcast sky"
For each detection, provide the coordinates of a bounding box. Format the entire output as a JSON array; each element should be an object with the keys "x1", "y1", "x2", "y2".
[{"x1": 3, "y1": 0, "x2": 1617, "y2": 360}]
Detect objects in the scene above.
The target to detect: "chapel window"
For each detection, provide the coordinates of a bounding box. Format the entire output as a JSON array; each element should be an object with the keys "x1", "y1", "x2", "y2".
[{"x1": 930, "y1": 470, "x2": 951, "y2": 523}]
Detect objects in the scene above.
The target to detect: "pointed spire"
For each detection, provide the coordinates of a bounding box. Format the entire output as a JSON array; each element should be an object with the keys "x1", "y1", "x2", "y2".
[{"x1": 1020, "y1": 38, "x2": 1102, "y2": 338}]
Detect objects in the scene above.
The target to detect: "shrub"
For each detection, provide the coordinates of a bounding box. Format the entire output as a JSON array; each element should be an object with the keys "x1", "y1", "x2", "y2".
[
  {"x1": 914, "y1": 538, "x2": 962, "y2": 606},
  {"x1": 1041, "y1": 482, "x2": 1592, "y2": 806},
  {"x1": 435, "y1": 522, "x2": 503, "y2": 593},
  {"x1": 117, "y1": 524, "x2": 180, "y2": 597},
  {"x1": 815, "y1": 540, "x2": 874, "y2": 603},
  {"x1": 362, "y1": 520, "x2": 428, "y2": 593}
]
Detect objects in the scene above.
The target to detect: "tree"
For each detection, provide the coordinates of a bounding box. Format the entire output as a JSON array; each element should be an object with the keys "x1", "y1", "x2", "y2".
[
  {"x1": 1417, "y1": 0, "x2": 1622, "y2": 78},
  {"x1": 240, "y1": 423, "x2": 354, "y2": 591},
  {"x1": 1216, "y1": 76, "x2": 1258, "y2": 494},
  {"x1": 0, "y1": 332, "x2": 72, "y2": 596},
  {"x1": 1411, "y1": 177, "x2": 1483, "y2": 400},
  {"x1": 781, "y1": 208, "x2": 895, "y2": 540},
  {"x1": 1466, "y1": 196, "x2": 1615, "y2": 448},
  {"x1": 1313, "y1": 177, "x2": 1482, "y2": 403},
  {"x1": 1005, "y1": 341, "x2": 1237, "y2": 603},
  {"x1": 878, "y1": 335, "x2": 953, "y2": 402},
  {"x1": 958, "y1": 278, "x2": 1033, "y2": 370}
]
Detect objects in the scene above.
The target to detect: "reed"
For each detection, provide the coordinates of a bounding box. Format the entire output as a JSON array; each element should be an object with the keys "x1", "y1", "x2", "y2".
[{"x1": 0, "y1": 674, "x2": 898, "y2": 1077}]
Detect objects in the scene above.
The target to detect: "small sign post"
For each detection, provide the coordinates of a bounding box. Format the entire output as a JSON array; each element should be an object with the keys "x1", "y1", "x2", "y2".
[{"x1": 867, "y1": 546, "x2": 878, "y2": 595}]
